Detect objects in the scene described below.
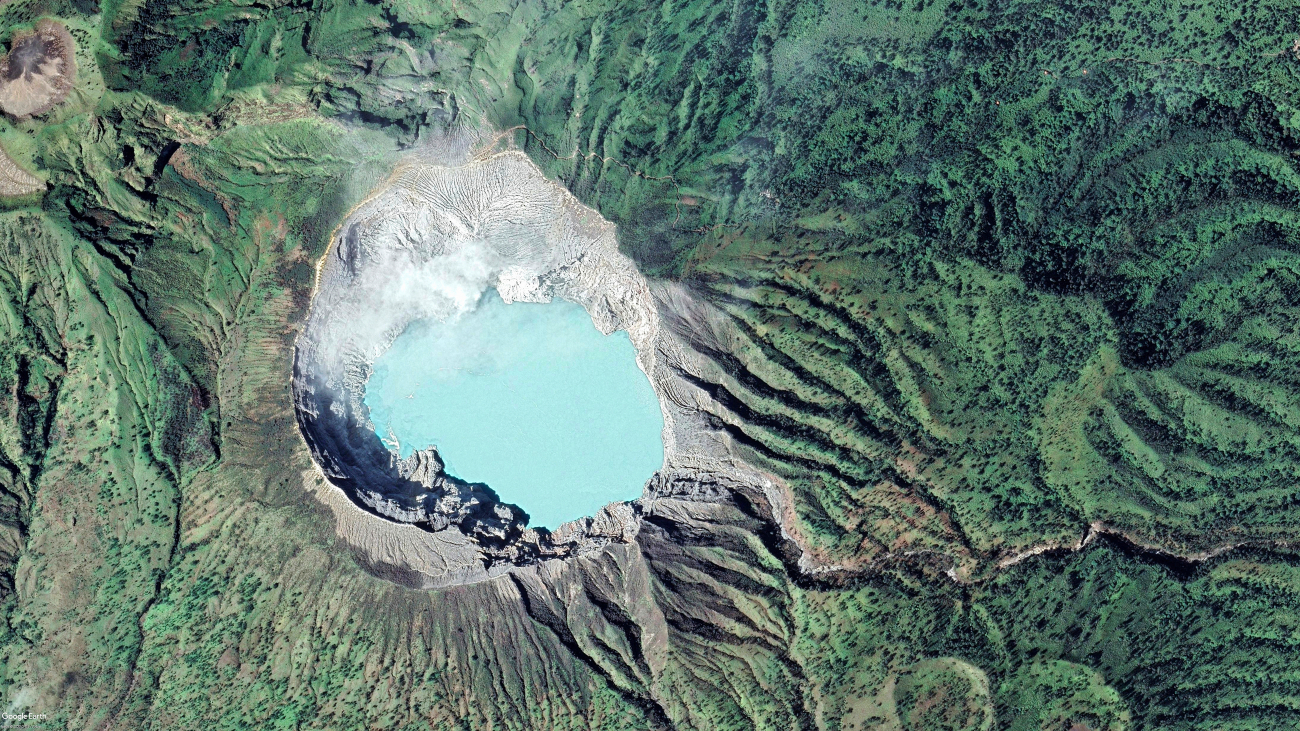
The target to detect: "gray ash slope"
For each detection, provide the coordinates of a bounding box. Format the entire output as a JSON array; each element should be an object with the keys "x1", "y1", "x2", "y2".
[{"x1": 0, "y1": 20, "x2": 75, "y2": 120}]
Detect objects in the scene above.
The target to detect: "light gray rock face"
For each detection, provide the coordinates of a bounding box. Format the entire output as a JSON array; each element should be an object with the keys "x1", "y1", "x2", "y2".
[{"x1": 294, "y1": 150, "x2": 784, "y2": 585}]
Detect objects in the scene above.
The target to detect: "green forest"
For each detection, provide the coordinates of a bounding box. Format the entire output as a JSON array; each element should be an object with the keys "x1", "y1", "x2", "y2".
[{"x1": 0, "y1": 0, "x2": 1297, "y2": 727}]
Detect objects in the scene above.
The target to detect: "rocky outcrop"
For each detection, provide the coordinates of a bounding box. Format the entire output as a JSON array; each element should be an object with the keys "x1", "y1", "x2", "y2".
[
  {"x1": 0, "y1": 145, "x2": 39, "y2": 197},
  {"x1": 293, "y1": 149, "x2": 782, "y2": 585}
]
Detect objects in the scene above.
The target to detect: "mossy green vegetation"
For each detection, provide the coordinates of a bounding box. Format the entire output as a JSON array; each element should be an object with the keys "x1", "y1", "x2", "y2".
[{"x1": 0, "y1": 0, "x2": 1297, "y2": 727}]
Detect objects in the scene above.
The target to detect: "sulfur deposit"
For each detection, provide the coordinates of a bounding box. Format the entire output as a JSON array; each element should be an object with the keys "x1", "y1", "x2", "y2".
[{"x1": 293, "y1": 150, "x2": 780, "y2": 586}]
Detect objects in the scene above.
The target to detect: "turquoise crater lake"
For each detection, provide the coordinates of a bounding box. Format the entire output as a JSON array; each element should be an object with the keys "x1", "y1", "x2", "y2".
[{"x1": 363, "y1": 290, "x2": 666, "y2": 529}]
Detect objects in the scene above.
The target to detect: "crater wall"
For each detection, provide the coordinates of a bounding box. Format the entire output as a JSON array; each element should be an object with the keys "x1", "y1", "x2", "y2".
[{"x1": 293, "y1": 151, "x2": 781, "y2": 586}]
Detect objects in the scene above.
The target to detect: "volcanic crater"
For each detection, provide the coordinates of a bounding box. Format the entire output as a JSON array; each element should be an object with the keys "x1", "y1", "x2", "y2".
[
  {"x1": 0, "y1": 19, "x2": 75, "y2": 120},
  {"x1": 292, "y1": 149, "x2": 780, "y2": 587}
]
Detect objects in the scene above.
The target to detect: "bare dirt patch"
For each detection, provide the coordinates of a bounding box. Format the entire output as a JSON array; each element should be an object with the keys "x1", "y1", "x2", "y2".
[{"x1": 0, "y1": 20, "x2": 76, "y2": 120}]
